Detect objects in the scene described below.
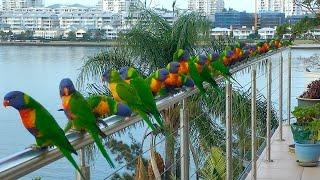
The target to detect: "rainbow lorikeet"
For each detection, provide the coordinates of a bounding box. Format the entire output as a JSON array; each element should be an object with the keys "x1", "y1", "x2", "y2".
[
  {"x1": 103, "y1": 69, "x2": 157, "y2": 131},
  {"x1": 187, "y1": 56, "x2": 208, "y2": 95},
  {"x1": 59, "y1": 78, "x2": 115, "y2": 168},
  {"x1": 119, "y1": 67, "x2": 164, "y2": 129},
  {"x1": 87, "y1": 95, "x2": 132, "y2": 118},
  {"x1": 196, "y1": 55, "x2": 222, "y2": 94},
  {"x1": 3, "y1": 91, "x2": 85, "y2": 178},
  {"x1": 165, "y1": 62, "x2": 182, "y2": 89},
  {"x1": 173, "y1": 49, "x2": 189, "y2": 75},
  {"x1": 102, "y1": 72, "x2": 122, "y2": 102},
  {"x1": 211, "y1": 58, "x2": 241, "y2": 87},
  {"x1": 145, "y1": 68, "x2": 169, "y2": 96}
]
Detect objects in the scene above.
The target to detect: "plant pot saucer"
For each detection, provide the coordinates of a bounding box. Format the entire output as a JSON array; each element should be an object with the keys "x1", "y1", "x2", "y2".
[{"x1": 297, "y1": 160, "x2": 318, "y2": 167}]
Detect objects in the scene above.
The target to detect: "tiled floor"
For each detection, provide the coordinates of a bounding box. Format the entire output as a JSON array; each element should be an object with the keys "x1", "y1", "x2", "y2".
[{"x1": 245, "y1": 125, "x2": 320, "y2": 180}]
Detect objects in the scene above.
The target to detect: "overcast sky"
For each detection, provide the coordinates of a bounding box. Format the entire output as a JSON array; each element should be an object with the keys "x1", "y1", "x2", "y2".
[{"x1": 45, "y1": 0, "x2": 255, "y2": 12}]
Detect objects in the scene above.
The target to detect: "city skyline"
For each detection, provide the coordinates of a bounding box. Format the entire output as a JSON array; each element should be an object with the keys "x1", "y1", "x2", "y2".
[{"x1": 44, "y1": 0, "x2": 255, "y2": 12}]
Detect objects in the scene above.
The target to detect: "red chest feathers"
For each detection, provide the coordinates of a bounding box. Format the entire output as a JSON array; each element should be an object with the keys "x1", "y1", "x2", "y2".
[{"x1": 19, "y1": 109, "x2": 36, "y2": 129}]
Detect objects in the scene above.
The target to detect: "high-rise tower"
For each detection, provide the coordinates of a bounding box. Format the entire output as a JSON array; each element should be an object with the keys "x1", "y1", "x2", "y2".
[{"x1": 188, "y1": 0, "x2": 224, "y2": 16}]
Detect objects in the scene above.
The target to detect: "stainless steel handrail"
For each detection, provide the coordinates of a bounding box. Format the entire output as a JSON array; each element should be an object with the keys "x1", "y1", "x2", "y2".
[{"x1": 0, "y1": 48, "x2": 288, "y2": 179}]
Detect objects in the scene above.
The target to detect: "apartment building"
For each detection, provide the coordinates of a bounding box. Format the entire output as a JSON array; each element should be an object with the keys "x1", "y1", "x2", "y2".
[
  {"x1": 2, "y1": 0, "x2": 44, "y2": 11},
  {"x1": 188, "y1": 0, "x2": 224, "y2": 16}
]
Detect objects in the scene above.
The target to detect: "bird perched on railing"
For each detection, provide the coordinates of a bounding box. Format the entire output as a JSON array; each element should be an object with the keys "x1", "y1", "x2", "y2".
[
  {"x1": 164, "y1": 62, "x2": 182, "y2": 89},
  {"x1": 187, "y1": 55, "x2": 219, "y2": 95},
  {"x1": 102, "y1": 69, "x2": 158, "y2": 131},
  {"x1": 145, "y1": 68, "x2": 169, "y2": 96},
  {"x1": 59, "y1": 78, "x2": 115, "y2": 168},
  {"x1": 3, "y1": 91, "x2": 85, "y2": 178},
  {"x1": 173, "y1": 49, "x2": 189, "y2": 75},
  {"x1": 196, "y1": 54, "x2": 222, "y2": 94},
  {"x1": 87, "y1": 95, "x2": 132, "y2": 119},
  {"x1": 119, "y1": 67, "x2": 164, "y2": 129}
]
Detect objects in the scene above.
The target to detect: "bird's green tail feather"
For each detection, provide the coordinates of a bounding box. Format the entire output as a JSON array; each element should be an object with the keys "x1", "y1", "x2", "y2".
[
  {"x1": 89, "y1": 129, "x2": 115, "y2": 168},
  {"x1": 138, "y1": 110, "x2": 156, "y2": 131},
  {"x1": 60, "y1": 147, "x2": 86, "y2": 179}
]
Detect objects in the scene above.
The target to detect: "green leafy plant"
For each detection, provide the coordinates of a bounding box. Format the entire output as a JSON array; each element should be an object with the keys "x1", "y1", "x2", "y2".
[
  {"x1": 292, "y1": 103, "x2": 320, "y2": 125},
  {"x1": 199, "y1": 147, "x2": 226, "y2": 180},
  {"x1": 305, "y1": 120, "x2": 320, "y2": 142}
]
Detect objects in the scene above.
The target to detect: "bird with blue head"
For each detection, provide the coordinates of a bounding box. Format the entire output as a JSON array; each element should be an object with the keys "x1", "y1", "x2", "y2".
[
  {"x1": 59, "y1": 78, "x2": 115, "y2": 168},
  {"x1": 3, "y1": 90, "x2": 86, "y2": 178},
  {"x1": 146, "y1": 68, "x2": 169, "y2": 96}
]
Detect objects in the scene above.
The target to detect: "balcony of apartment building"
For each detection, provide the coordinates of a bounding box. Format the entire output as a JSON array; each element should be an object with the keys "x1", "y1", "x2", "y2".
[{"x1": 1, "y1": 46, "x2": 320, "y2": 180}]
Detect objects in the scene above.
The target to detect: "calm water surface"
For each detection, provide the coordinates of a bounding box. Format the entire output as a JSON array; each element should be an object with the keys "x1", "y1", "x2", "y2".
[{"x1": 0, "y1": 46, "x2": 319, "y2": 179}]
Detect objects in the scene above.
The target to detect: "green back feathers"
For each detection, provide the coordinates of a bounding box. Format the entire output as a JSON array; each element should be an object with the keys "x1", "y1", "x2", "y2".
[
  {"x1": 173, "y1": 49, "x2": 184, "y2": 61},
  {"x1": 22, "y1": 94, "x2": 77, "y2": 155},
  {"x1": 127, "y1": 67, "x2": 140, "y2": 79},
  {"x1": 110, "y1": 69, "x2": 123, "y2": 83}
]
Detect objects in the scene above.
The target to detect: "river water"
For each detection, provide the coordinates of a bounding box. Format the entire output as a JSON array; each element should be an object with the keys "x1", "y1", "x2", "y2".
[{"x1": 0, "y1": 46, "x2": 319, "y2": 179}]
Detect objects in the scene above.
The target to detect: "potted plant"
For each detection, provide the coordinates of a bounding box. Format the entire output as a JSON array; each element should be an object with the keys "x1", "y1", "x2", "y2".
[
  {"x1": 295, "y1": 120, "x2": 320, "y2": 166},
  {"x1": 297, "y1": 79, "x2": 320, "y2": 107},
  {"x1": 292, "y1": 103, "x2": 320, "y2": 166}
]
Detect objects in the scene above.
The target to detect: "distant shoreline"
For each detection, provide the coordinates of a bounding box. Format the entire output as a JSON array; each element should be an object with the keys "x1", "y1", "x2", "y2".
[{"x1": 0, "y1": 41, "x2": 117, "y2": 47}]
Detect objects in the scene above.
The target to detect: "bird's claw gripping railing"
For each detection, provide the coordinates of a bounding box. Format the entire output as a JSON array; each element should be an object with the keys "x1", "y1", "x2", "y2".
[{"x1": 0, "y1": 48, "x2": 290, "y2": 180}]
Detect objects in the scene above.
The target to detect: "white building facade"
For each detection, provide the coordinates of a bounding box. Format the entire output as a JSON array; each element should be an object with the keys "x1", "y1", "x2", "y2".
[
  {"x1": 258, "y1": 0, "x2": 307, "y2": 16},
  {"x1": 2, "y1": 0, "x2": 44, "y2": 11},
  {"x1": 0, "y1": 7, "x2": 123, "y2": 39},
  {"x1": 188, "y1": 0, "x2": 224, "y2": 16},
  {"x1": 100, "y1": 0, "x2": 140, "y2": 13}
]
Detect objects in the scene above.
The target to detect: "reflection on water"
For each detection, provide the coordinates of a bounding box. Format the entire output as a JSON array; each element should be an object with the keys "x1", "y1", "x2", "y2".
[{"x1": 0, "y1": 46, "x2": 319, "y2": 179}]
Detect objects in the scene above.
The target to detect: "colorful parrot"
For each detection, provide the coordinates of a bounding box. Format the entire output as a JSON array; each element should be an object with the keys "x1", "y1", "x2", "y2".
[
  {"x1": 187, "y1": 56, "x2": 208, "y2": 95},
  {"x1": 59, "y1": 78, "x2": 115, "y2": 168},
  {"x1": 102, "y1": 69, "x2": 157, "y2": 131},
  {"x1": 3, "y1": 91, "x2": 85, "y2": 178},
  {"x1": 119, "y1": 67, "x2": 164, "y2": 129},
  {"x1": 87, "y1": 95, "x2": 132, "y2": 118},
  {"x1": 145, "y1": 68, "x2": 169, "y2": 95},
  {"x1": 196, "y1": 55, "x2": 222, "y2": 94},
  {"x1": 173, "y1": 49, "x2": 189, "y2": 75},
  {"x1": 164, "y1": 62, "x2": 182, "y2": 89},
  {"x1": 211, "y1": 58, "x2": 241, "y2": 87},
  {"x1": 102, "y1": 71, "x2": 122, "y2": 102}
]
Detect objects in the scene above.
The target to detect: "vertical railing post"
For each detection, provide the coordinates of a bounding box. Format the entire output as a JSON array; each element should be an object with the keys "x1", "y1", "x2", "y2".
[
  {"x1": 76, "y1": 148, "x2": 90, "y2": 180},
  {"x1": 180, "y1": 99, "x2": 189, "y2": 180},
  {"x1": 287, "y1": 50, "x2": 292, "y2": 125},
  {"x1": 251, "y1": 66, "x2": 257, "y2": 180},
  {"x1": 279, "y1": 53, "x2": 284, "y2": 141},
  {"x1": 226, "y1": 82, "x2": 233, "y2": 180},
  {"x1": 266, "y1": 60, "x2": 272, "y2": 162}
]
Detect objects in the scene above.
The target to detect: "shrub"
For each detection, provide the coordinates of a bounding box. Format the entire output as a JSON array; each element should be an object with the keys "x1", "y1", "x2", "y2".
[{"x1": 300, "y1": 79, "x2": 320, "y2": 99}]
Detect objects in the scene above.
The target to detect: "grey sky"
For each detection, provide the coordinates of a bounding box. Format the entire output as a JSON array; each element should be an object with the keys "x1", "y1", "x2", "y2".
[{"x1": 45, "y1": 0, "x2": 255, "y2": 12}]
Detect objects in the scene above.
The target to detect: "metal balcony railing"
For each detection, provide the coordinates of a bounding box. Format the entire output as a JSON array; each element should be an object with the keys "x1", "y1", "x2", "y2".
[{"x1": 0, "y1": 47, "x2": 290, "y2": 180}]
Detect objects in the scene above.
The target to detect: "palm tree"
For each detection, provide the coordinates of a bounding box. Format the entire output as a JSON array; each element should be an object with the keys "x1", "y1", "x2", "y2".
[
  {"x1": 76, "y1": 7, "x2": 279, "y2": 180},
  {"x1": 77, "y1": 8, "x2": 211, "y2": 88}
]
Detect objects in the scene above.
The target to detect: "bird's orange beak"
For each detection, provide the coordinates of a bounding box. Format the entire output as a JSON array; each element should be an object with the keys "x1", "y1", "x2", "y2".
[
  {"x1": 63, "y1": 87, "x2": 69, "y2": 96},
  {"x1": 3, "y1": 100, "x2": 9, "y2": 107}
]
